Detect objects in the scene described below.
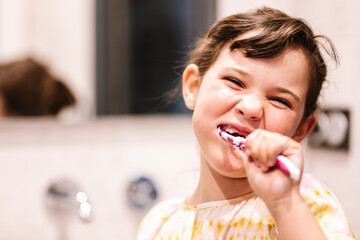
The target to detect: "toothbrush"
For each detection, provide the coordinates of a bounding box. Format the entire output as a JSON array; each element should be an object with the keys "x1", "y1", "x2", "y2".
[{"x1": 217, "y1": 128, "x2": 301, "y2": 181}]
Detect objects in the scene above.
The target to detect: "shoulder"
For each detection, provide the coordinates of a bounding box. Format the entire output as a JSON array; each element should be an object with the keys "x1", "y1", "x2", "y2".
[
  {"x1": 136, "y1": 198, "x2": 184, "y2": 240},
  {"x1": 144, "y1": 198, "x2": 184, "y2": 220},
  {"x1": 300, "y1": 173, "x2": 334, "y2": 200},
  {"x1": 300, "y1": 173, "x2": 355, "y2": 239},
  {"x1": 300, "y1": 173, "x2": 343, "y2": 208}
]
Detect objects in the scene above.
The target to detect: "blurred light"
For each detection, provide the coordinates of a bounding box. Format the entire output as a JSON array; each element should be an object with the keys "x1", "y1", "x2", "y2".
[
  {"x1": 79, "y1": 202, "x2": 92, "y2": 220},
  {"x1": 76, "y1": 191, "x2": 88, "y2": 203}
]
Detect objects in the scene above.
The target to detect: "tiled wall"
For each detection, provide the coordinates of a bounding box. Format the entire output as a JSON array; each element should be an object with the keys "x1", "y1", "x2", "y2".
[
  {"x1": 0, "y1": 116, "x2": 199, "y2": 239},
  {"x1": 1, "y1": 114, "x2": 358, "y2": 239}
]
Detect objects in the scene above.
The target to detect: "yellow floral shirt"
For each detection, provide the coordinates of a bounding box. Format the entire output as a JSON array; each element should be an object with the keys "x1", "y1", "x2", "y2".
[{"x1": 137, "y1": 174, "x2": 355, "y2": 240}]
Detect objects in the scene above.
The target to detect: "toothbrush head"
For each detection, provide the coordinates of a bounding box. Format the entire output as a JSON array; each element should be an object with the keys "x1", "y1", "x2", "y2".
[{"x1": 217, "y1": 127, "x2": 246, "y2": 150}]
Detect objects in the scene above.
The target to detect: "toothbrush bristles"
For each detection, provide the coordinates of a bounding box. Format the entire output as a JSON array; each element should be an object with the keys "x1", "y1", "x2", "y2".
[{"x1": 217, "y1": 128, "x2": 245, "y2": 150}]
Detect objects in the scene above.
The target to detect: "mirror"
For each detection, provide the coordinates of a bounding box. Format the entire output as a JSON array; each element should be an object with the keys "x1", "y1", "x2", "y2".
[
  {"x1": 96, "y1": 0, "x2": 216, "y2": 115},
  {"x1": 0, "y1": 0, "x2": 216, "y2": 120}
]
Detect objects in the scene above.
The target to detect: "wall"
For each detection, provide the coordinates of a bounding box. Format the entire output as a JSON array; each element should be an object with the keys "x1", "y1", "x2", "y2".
[
  {"x1": 0, "y1": 1, "x2": 200, "y2": 239},
  {"x1": 217, "y1": 0, "x2": 360, "y2": 236},
  {"x1": 0, "y1": 116, "x2": 199, "y2": 239}
]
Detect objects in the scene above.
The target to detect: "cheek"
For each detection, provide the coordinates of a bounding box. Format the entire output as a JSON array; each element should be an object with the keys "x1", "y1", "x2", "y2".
[
  {"x1": 196, "y1": 85, "x2": 235, "y2": 114},
  {"x1": 192, "y1": 87, "x2": 233, "y2": 138},
  {"x1": 264, "y1": 110, "x2": 302, "y2": 137}
]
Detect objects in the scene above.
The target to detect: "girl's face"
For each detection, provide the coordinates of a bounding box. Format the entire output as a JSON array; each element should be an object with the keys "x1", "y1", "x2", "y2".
[{"x1": 183, "y1": 39, "x2": 315, "y2": 179}]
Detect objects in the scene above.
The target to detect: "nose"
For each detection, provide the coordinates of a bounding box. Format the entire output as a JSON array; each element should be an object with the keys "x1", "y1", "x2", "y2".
[{"x1": 236, "y1": 94, "x2": 263, "y2": 120}]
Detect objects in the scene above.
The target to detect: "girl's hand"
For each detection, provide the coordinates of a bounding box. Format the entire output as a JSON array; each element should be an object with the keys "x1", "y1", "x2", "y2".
[
  {"x1": 234, "y1": 129, "x2": 303, "y2": 207},
  {"x1": 234, "y1": 129, "x2": 329, "y2": 240}
]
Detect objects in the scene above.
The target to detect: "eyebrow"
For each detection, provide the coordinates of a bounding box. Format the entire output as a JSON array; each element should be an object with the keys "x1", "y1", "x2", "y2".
[
  {"x1": 275, "y1": 87, "x2": 302, "y2": 105},
  {"x1": 221, "y1": 67, "x2": 251, "y2": 78}
]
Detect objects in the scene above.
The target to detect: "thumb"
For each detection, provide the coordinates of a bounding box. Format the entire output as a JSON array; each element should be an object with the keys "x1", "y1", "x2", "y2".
[{"x1": 233, "y1": 147, "x2": 251, "y2": 173}]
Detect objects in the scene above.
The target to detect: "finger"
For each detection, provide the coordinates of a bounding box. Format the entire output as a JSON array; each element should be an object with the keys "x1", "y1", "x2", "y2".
[
  {"x1": 281, "y1": 141, "x2": 304, "y2": 170},
  {"x1": 264, "y1": 133, "x2": 289, "y2": 166},
  {"x1": 233, "y1": 147, "x2": 250, "y2": 172},
  {"x1": 246, "y1": 130, "x2": 273, "y2": 167},
  {"x1": 260, "y1": 132, "x2": 276, "y2": 166},
  {"x1": 234, "y1": 148, "x2": 261, "y2": 178},
  {"x1": 260, "y1": 164, "x2": 270, "y2": 172},
  {"x1": 254, "y1": 131, "x2": 290, "y2": 167},
  {"x1": 245, "y1": 130, "x2": 263, "y2": 162}
]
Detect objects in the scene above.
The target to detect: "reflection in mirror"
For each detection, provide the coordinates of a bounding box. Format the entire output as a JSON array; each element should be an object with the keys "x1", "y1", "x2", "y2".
[
  {"x1": 0, "y1": 57, "x2": 76, "y2": 119},
  {"x1": 96, "y1": 0, "x2": 216, "y2": 115}
]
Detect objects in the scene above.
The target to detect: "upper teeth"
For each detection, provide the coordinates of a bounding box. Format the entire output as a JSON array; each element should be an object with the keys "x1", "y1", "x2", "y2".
[{"x1": 225, "y1": 126, "x2": 238, "y2": 134}]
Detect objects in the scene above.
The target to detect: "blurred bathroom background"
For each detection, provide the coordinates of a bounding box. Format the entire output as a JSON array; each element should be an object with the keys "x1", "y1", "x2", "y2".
[{"x1": 0, "y1": 0, "x2": 358, "y2": 239}]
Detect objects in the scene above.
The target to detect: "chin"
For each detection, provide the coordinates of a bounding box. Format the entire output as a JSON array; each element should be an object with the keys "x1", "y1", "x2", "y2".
[
  {"x1": 218, "y1": 168, "x2": 247, "y2": 179},
  {"x1": 209, "y1": 158, "x2": 247, "y2": 178}
]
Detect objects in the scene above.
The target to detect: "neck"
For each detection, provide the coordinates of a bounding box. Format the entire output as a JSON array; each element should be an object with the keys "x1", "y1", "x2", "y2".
[{"x1": 186, "y1": 156, "x2": 253, "y2": 205}]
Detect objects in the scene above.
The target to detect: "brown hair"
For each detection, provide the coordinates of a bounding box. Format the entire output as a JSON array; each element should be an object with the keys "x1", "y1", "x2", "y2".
[
  {"x1": 0, "y1": 57, "x2": 76, "y2": 116},
  {"x1": 188, "y1": 7, "x2": 338, "y2": 119}
]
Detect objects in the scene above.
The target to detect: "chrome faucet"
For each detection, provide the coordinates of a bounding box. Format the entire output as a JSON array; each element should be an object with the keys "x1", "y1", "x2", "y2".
[{"x1": 45, "y1": 178, "x2": 92, "y2": 240}]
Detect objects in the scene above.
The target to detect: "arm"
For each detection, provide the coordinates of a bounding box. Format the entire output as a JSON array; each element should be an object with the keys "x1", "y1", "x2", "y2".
[{"x1": 266, "y1": 186, "x2": 327, "y2": 240}]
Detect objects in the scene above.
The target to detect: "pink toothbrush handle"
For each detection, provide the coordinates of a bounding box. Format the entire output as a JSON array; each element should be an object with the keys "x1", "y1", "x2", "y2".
[
  {"x1": 275, "y1": 155, "x2": 300, "y2": 181},
  {"x1": 241, "y1": 143, "x2": 300, "y2": 181}
]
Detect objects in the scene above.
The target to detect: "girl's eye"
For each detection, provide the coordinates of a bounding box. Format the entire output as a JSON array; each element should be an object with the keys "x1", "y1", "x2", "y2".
[
  {"x1": 269, "y1": 97, "x2": 292, "y2": 109},
  {"x1": 224, "y1": 77, "x2": 245, "y2": 88}
]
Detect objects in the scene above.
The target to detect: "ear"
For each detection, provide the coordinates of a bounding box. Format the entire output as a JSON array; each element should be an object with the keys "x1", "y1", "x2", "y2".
[
  {"x1": 293, "y1": 113, "x2": 318, "y2": 142},
  {"x1": 182, "y1": 64, "x2": 200, "y2": 110}
]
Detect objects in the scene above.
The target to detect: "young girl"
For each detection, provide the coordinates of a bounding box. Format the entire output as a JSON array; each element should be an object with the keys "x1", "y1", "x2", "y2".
[{"x1": 137, "y1": 7, "x2": 355, "y2": 240}]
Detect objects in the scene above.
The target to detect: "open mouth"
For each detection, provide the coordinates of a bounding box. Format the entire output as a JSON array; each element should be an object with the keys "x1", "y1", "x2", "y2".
[{"x1": 218, "y1": 124, "x2": 246, "y2": 138}]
